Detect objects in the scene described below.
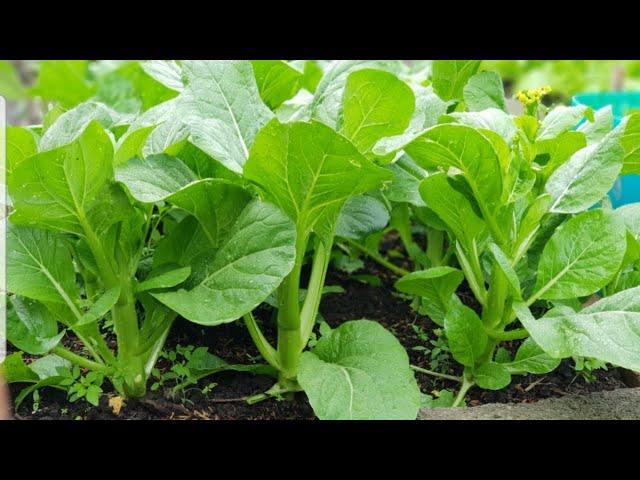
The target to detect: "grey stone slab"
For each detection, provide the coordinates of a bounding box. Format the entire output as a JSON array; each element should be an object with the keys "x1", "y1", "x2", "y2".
[{"x1": 419, "y1": 388, "x2": 640, "y2": 420}]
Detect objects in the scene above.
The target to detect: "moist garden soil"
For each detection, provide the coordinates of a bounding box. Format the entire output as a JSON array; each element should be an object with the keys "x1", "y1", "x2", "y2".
[{"x1": 9, "y1": 234, "x2": 628, "y2": 420}]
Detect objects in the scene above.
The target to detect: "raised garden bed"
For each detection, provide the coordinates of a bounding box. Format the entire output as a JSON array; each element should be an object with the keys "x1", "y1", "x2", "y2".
[
  {"x1": 7, "y1": 247, "x2": 632, "y2": 420},
  {"x1": 2, "y1": 60, "x2": 639, "y2": 421}
]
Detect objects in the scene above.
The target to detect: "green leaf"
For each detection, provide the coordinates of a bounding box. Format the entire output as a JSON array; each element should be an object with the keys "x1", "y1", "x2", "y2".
[
  {"x1": 488, "y1": 243, "x2": 522, "y2": 299},
  {"x1": 341, "y1": 69, "x2": 414, "y2": 156},
  {"x1": 76, "y1": 287, "x2": 122, "y2": 326},
  {"x1": 621, "y1": 113, "x2": 640, "y2": 175},
  {"x1": 7, "y1": 225, "x2": 79, "y2": 305},
  {"x1": 537, "y1": 105, "x2": 589, "y2": 141},
  {"x1": 28, "y1": 355, "x2": 71, "y2": 379},
  {"x1": 444, "y1": 303, "x2": 487, "y2": 367},
  {"x1": 187, "y1": 347, "x2": 276, "y2": 377},
  {"x1": 297, "y1": 320, "x2": 421, "y2": 420},
  {"x1": 373, "y1": 85, "x2": 449, "y2": 157},
  {"x1": 310, "y1": 60, "x2": 403, "y2": 128},
  {"x1": 577, "y1": 106, "x2": 613, "y2": 144},
  {"x1": 39, "y1": 101, "x2": 129, "y2": 151},
  {"x1": 504, "y1": 338, "x2": 560, "y2": 374},
  {"x1": 615, "y1": 203, "x2": 640, "y2": 260},
  {"x1": 546, "y1": 123, "x2": 625, "y2": 213},
  {"x1": 9, "y1": 121, "x2": 115, "y2": 235},
  {"x1": 515, "y1": 287, "x2": 640, "y2": 371},
  {"x1": 474, "y1": 362, "x2": 511, "y2": 390},
  {"x1": 0, "y1": 352, "x2": 39, "y2": 384},
  {"x1": 463, "y1": 71, "x2": 505, "y2": 111},
  {"x1": 152, "y1": 200, "x2": 296, "y2": 325},
  {"x1": 116, "y1": 155, "x2": 253, "y2": 245},
  {"x1": 136, "y1": 266, "x2": 191, "y2": 293},
  {"x1": 0, "y1": 60, "x2": 27, "y2": 99},
  {"x1": 141, "y1": 60, "x2": 183, "y2": 92},
  {"x1": 7, "y1": 296, "x2": 64, "y2": 355},
  {"x1": 534, "y1": 210, "x2": 626, "y2": 300},
  {"x1": 6, "y1": 127, "x2": 37, "y2": 176},
  {"x1": 407, "y1": 124, "x2": 502, "y2": 214},
  {"x1": 30, "y1": 60, "x2": 95, "y2": 107},
  {"x1": 419, "y1": 173, "x2": 486, "y2": 249},
  {"x1": 153, "y1": 216, "x2": 212, "y2": 268},
  {"x1": 275, "y1": 89, "x2": 314, "y2": 123},
  {"x1": 115, "y1": 154, "x2": 198, "y2": 203},
  {"x1": 431, "y1": 60, "x2": 481, "y2": 101},
  {"x1": 395, "y1": 267, "x2": 464, "y2": 326},
  {"x1": 114, "y1": 124, "x2": 156, "y2": 166},
  {"x1": 244, "y1": 119, "x2": 391, "y2": 240},
  {"x1": 251, "y1": 60, "x2": 303, "y2": 109},
  {"x1": 385, "y1": 154, "x2": 428, "y2": 206},
  {"x1": 175, "y1": 60, "x2": 274, "y2": 173},
  {"x1": 446, "y1": 109, "x2": 516, "y2": 144},
  {"x1": 535, "y1": 131, "x2": 586, "y2": 181},
  {"x1": 336, "y1": 195, "x2": 390, "y2": 240}
]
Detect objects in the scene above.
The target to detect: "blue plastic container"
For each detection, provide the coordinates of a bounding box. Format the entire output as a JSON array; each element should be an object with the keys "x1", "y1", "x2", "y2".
[{"x1": 571, "y1": 92, "x2": 640, "y2": 208}]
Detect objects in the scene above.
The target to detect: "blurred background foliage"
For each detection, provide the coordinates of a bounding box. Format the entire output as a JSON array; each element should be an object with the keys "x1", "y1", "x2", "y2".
[{"x1": 2, "y1": 59, "x2": 640, "y2": 126}]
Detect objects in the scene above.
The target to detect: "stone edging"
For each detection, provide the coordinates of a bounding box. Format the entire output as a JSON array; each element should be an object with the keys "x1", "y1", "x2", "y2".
[{"x1": 419, "y1": 388, "x2": 640, "y2": 420}]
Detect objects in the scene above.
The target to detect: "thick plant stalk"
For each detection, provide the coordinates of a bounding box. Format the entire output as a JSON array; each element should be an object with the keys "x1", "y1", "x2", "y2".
[{"x1": 276, "y1": 236, "x2": 306, "y2": 382}]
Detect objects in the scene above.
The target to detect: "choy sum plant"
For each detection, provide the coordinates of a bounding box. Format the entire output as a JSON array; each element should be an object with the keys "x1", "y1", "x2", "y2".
[
  {"x1": 389, "y1": 80, "x2": 640, "y2": 405},
  {"x1": 76, "y1": 60, "x2": 422, "y2": 419}
]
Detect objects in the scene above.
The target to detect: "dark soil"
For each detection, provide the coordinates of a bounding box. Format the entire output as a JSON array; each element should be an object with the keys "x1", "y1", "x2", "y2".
[{"x1": 8, "y1": 233, "x2": 628, "y2": 420}]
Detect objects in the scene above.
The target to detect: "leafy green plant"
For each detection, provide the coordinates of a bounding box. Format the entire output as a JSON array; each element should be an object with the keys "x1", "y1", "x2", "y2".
[
  {"x1": 25, "y1": 60, "x2": 422, "y2": 419},
  {"x1": 366, "y1": 65, "x2": 640, "y2": 405},
  {"x1": 2, "y1": 61, "x2": 300, "y2": 401}
]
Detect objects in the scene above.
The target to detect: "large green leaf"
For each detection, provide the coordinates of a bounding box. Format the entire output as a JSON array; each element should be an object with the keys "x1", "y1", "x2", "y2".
[
  {"x1": 30, "y1": 60, "x2": 95, "y2": 107},
  {"x1": 372, "y1": 85, "x2": 449, "y2": 157},
  {"x1": 176, "y1": 60, "x2": 274, "y2": 173},
  {"x1": 310, "y1": 60, "x2": 402, "y2": 128},
  {"x1": 407, "y1": 124, "x2": 502, "y2": 214},
  {"x1": 385, "y1": 154, "x2": 428, "y2": 206},
  {"x1": 446, "y1": 109, "x2": 516, "y2": 144},
  {"x1": 6, "y1": 127, "x2": 37, "y2": 176},
  {"x1": 39, "y1": 101, "x2": 129, "y2": 151},
  {"x1": 577, "y1": 106, "x2": 613, "y2": 144},
  {"x1": 536, "y1": 105, "x2": 589, "y2": 141},
  {"x1": 473, "y1": 362, "x2": 511, "y2": 390},
  {"x1": 535, "y1": 131, "x2": 586, "y2": 181},
  {"x1": 431, "y1": 60, "x2": 481, "y2": 101},
  {"x1": 244, "y1": 119, "x2": 391, "y2": 240},
  {"x1": 534, "y1": 210, "x2": 626, "y2": 300},
  {"x1": 341, "y1": 68, "x2": 414, "y2": 156},
  {"x1": 251, "y1": 60, "x2": 303, "y2": 110},
  {"x1": 621, "y1": 113, "x2": 640, "y2": 175},
  {"x1": 135, "y1": 266, "x2": 191, "y2": 293},
  {"x1": 116, "y1": 155, "x2": 251, "y2": 245},
  {"x1": 152, "y1": 200, "x2": 296, "y2": 325},
  {"x1": 463, "y1": 71, "x2": 505, "y2": 111},
  {"x1": 153, "y1": 217, "x2": 212, "y2": 269},
  {"x1": 335, "y1": 195, "x2": 390, "y2": 240},
  {"x1": 546, "y1": 122, "x2": 625, "y2": 213},
  {"x1": 503, "y1": 338, "x2": 560, "y2": 374},
  {"x1": 0, "y1": 352, "x2": 39, "y2": 384},
  {"x1": 297, "y1": 320, "x2": 420, "y2": 420},
  {"x1": 395, "y1": 267, "x2": 464, "y2": 326},
  {"x1": 7, "y1": 225, "x2": 79, "y2": 305},
  {"x1": 419, "y1": 173, "x2": 486, "y2": 249},
  {"x1": 9, "y1": 121, "x2": 115, "y2": 235},
  {"x1": 141, "y1": 60, "x2": 183, "y2": 92},
  {"x1": 7, "y1": 296, "x2": 64, "y2": 355},
  {"x1": 515, "y1": 288, "x2": 640, "y2": 371},
  {"x1": 115, "y1": 154, "x2": 198, "y2": 203},
  {"x1": 444, "y1": 303, "x2": 488, "y2": 367}
]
